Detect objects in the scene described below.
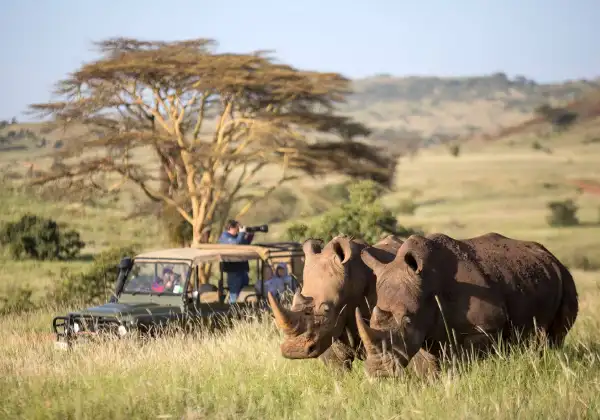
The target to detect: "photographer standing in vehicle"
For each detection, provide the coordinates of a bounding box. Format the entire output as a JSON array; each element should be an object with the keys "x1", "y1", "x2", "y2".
[{"x1": 217, "y1": 219, "x2": 268, "y2": 303}]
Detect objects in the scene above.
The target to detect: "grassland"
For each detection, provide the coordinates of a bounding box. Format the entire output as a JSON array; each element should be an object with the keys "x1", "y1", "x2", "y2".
[{"x1": 1, "y1": 84, "x2": 600, "y2": 418}]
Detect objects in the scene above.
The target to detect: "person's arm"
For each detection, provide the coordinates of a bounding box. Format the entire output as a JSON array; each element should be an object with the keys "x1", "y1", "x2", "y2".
[
  {"x1": 235, "y1": 227, "x2": 254, "y2": 245},
  {"x1": 233, "y1": 231, "x2": 248, "y2": 244},
  {"x1": 218, "y1": 231, "x2": 245, "y2": 245},
  {"x1": 242, "y1": 232, "x2": 255, "y2": 244}
]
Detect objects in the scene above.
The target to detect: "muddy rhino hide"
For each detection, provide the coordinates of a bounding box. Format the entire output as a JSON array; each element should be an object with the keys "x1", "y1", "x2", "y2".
[{"x1": 355, "y1": 232, "x2": 579, "y2": 379}]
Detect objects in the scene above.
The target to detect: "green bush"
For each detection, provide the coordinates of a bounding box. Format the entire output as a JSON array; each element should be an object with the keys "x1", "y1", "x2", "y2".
[
  {"x1": 546, "y1": 199, "x2": 579, "y2": 227},
  {"x1": 286, "y1": 180, "x2": 421, "y2": 244},
  {"x1": 50, "y1": 244, "x2": 139, "y2": 306},
  {"x1": 0, "y1": 285, "x2": 37, "y2": 316},
  {"x1": 448, "y1": 144, "x2": 461, "y2": 157},
  {"x1": 0, "y1": 214, "x2": 85, "y2": 260}
]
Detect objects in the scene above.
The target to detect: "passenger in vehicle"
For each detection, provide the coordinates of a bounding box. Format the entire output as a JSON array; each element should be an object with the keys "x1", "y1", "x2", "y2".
[
  {"x1": 256, "y1": 264, "x2": 289, "y2": 300},
  {"x1": 152, "y1": 267, "x2": 175, "y2": 293},
  {"x1": 272, "y1": 263, "x2": 295, "y2": 293}
]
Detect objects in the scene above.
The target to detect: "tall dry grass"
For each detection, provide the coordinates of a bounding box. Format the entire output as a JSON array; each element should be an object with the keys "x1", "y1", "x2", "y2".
[{"x1": 1, "y1": 270, "x2": 599, "y2": 419}]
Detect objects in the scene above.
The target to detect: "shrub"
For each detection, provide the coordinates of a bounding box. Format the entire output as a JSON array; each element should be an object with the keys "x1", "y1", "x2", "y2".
[
  {"x1": 286, "y1": 180, "x2": 421, "y2": 244},
  {"x1": 0, "y1": 214, "x2": 85, "y2": 260},
  {"x1": 546, "y1": 199, "x2": 579, "y2": 227},
  {"x1": 49, "y1": 244, "x2": 139, "y2": 306},
  {"x1": 0, "y1": 285, "x2": 37, "y2": 316},
  {"x1": 448, "y1": 144, "x2": 461, "y2": 157}
]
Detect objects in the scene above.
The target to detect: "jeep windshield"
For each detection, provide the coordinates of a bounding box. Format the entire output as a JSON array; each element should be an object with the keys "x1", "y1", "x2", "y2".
[{"x1": 121, "y1": 261, "x2": 190, "y2": 295}]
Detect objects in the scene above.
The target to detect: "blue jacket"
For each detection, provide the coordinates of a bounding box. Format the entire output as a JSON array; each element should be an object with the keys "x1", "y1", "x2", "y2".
[
  {"x1": 217, "y1": 231, "x2": 254, "y2": 245},
  {"x1": 217, "y1": 231, "x2": 254, "y2": 273}
]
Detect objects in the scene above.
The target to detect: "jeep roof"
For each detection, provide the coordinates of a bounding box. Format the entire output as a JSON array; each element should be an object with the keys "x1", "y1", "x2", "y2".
[{"x1": 133, "y1": 242, "x2": 303, "y2": 265}]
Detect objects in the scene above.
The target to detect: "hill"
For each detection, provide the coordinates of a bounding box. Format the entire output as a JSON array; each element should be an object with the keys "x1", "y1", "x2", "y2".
[
  {"x1": 1, "y1": 73, "x2": 599, "y2": 157},
  {"x1": 343, "y1": 73, "x2": 599, "y2": 144}
]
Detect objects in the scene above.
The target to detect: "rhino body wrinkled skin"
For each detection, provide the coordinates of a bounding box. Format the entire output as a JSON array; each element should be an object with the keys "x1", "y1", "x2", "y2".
[
  {"x1": 355, "y1": 232, "x2": 579, "y2": 378},
  {"x1": 269, "y1": 234, "x2": 417, "y2": 371}
]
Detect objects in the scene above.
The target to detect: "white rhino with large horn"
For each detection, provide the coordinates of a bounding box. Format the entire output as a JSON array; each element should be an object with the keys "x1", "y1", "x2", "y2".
[
  {"x1": 268, "y1": 234, "x2": 437, "y2": 373},
  {"x1": 355, "y1": 232, "x2": 579, "y2": 378}
]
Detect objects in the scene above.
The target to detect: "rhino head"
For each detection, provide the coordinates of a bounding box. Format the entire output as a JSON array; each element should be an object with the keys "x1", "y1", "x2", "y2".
[
  {"x1": 269, "y1": 234, "x2": 404, "y2": 361},
  {"x1": 355, "y1": 234, "x2": 442, "y2": 378}
]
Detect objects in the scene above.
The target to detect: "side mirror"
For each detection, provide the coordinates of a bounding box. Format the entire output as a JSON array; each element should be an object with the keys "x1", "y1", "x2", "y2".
[
  {"x1": 192, "y1": 290, "x2": 199, "y2": 299},
  {"x1": 119, "y1": 257, "x2": 133, "y2": 270}
]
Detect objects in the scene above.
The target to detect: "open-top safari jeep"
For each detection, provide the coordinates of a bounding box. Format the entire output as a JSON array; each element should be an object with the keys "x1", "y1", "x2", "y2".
[{"x1": 51, "y1": 242, "x2": 304, "y2": 350}]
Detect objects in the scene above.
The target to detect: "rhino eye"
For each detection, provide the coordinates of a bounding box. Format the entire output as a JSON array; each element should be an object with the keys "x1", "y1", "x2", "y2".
[
  {"x1": 403, "y1": 315, "x2": 412, "y2": 325},
  {"x1": 319, "y1": 302, "x2": 332, "y2": 315}
]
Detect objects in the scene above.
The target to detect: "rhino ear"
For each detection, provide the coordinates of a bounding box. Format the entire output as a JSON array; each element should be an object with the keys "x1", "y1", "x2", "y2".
[
  {"x1": 400, "y1": 235, "x2": 429, "y2": 275},
  {"x1": 332, "y1": 238, "x2": 354, "y2": 265},
  {"x1": 360, "y1": 247, "x2": 385, "y2": 274},
  {"x1": 404, "y1": 250, "x2": 422, "y2": 274},
  {"x1": 303, "y1": 238, "x2": 323, "y2": 257}
]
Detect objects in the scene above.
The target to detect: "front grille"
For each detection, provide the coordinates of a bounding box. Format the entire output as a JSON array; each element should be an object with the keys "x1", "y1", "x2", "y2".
[
  {"x1": 71, "y1": 314, "x2": 121, "y2": 333},
  {"x1": 53, "y1": 314, "x2": 122, "y2": 339}
]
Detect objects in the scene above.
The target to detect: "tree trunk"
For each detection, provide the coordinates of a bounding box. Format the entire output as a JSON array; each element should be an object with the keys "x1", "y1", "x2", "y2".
[{"x1": 191, "y1": 228, "x2": 201, "y2": 247}]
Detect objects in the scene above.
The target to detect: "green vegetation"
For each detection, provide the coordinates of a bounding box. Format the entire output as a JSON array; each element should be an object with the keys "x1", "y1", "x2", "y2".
[
  {"x1": 0, "y1": 213, "x2": 85, "y2": 261},
  {"x1": 547, "y1": 199, "x2": 580, "y2": 227},
  {"x1": 49, "y1": 245, "x2": 140, "y2": 306}
]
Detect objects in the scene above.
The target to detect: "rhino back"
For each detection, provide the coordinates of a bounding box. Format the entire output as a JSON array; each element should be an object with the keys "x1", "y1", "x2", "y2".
[{"x1": 431, "y1": 232, "x2": 566, "y2": 329}]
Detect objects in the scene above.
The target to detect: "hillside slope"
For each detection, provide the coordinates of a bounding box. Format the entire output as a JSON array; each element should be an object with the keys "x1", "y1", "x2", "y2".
[
  {"x1": 1, "y1": 73, "x2": 598, "y2": 158},
  {"x1": 343, "y1": 73, "x2": 598, "y2": 144}
]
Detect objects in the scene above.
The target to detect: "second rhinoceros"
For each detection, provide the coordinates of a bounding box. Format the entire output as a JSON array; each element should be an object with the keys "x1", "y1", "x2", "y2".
[{"x1": 355, "y1": 232, "x2": 579, "y2": 378}]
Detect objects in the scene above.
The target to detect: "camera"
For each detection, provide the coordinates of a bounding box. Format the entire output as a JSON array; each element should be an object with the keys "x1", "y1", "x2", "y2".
[{"x1": 245, "y1": 224, "x2": 269, "y2": 233}]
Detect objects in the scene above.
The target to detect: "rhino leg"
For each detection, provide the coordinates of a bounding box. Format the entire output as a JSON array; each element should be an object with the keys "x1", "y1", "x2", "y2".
[{"x1": 318, "y1": 340, "x2": 355, "y2": 371}]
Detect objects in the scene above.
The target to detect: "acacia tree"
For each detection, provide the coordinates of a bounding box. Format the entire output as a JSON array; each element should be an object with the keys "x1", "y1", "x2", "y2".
[{"x1": 29, "y1": 37, "x2": 396, "y2": 245}]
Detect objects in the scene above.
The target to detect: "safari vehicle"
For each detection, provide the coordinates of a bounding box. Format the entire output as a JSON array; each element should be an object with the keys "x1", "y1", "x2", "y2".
[{"x1": 51, "y1": 242, "x2": 304, "y2": 350}]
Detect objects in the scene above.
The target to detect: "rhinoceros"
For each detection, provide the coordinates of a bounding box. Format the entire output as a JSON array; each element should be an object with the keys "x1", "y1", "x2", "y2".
[
  {"x1": 268, "y1": 234, "x2": 438, "y2": 374},
  {"x1": 355, "y1": 232, "x2": 579, "y2": 378}
]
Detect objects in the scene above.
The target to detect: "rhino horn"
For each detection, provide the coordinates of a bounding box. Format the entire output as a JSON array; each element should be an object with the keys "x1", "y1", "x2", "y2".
[
  {"x1": 355, "y1": 307, "x2": 384, "y2": 356},
  {"x1": 268, "y1": 292, "x2": 305, "y2": 336}
]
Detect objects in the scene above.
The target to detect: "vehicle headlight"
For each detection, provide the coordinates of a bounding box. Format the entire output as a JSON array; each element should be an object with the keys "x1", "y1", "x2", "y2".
[
  {"x1": 73, "y1": 322, "x2": 80, "y2": 333},
  {"x1": 117, "y1": 325, "x2": 127, "y2": 336}
]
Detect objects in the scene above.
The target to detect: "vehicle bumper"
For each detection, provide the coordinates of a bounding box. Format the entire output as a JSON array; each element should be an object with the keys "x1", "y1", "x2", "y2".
[{"x1": 51, "y1": 314, "x2": 125, "y2": 350}]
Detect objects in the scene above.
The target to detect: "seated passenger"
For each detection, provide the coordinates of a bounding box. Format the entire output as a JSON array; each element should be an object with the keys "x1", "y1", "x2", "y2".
[
  {"x1": 255, "y1": 264, "x2": 286, "y2": 299},
  {"x1": 272, "y1": 263, "x2": 295, "y2": 293},
  {"x1": 152, "y1": 267, "x2": 175, "y2": 293}
]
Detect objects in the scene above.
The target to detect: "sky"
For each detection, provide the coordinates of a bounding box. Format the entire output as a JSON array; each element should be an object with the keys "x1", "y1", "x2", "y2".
[{"x1": 0, "y1": 0, "x2": 598, "y2": 120}]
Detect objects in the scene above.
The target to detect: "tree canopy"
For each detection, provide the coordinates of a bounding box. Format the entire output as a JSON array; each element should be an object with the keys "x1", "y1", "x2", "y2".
[{"x1": 29, "y1": 37, "x2": 397, "y2": 244}]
